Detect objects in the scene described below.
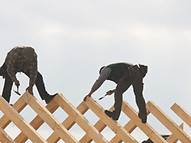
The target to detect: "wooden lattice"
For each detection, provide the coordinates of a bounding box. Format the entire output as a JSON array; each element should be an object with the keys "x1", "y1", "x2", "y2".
[{"x1": 0, "y1": 92, "x2": 191, "y2": 142}]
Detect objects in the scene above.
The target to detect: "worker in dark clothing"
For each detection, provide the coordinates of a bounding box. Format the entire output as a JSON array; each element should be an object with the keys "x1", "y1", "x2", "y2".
[
  {"x1": 0, "y1": 46, "x2": 56, "y2": 104},
  {"x1": 84, "y1": 62, "x2": 148, "y2": 123}
]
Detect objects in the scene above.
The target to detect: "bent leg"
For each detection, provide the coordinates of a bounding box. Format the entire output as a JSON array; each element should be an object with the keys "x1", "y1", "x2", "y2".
[
  {"x1": 1, "y1": 63, "x2": 13, "y2": 103},
  {"x1": 35, "y1": 72, "x2": 50, "y2": 100},
  {"x1": 2, "y1": 75, "x2": 13, "y2": 103},
  {"x1": 25, "y1": 71, "x2": 49, "y2": 100},
  {"x1": 132, "y1": 77, "x2": 147, "y2": 123},
  {"x1": 113, "y1": 77, "x2": 132, "y2": 119}
]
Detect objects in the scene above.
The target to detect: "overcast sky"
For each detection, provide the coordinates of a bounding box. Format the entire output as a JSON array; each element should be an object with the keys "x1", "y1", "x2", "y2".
[{"x1": 1, "y1": 0, "x2": 191, "y2": 142}]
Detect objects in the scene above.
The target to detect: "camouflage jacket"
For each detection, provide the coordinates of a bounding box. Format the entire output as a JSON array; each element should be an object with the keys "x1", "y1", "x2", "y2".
[{"x1": 5, "y1": 47, "x2": 38, "y2": 86}]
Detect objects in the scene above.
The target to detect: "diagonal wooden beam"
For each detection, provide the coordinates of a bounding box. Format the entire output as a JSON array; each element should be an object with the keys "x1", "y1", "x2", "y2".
[
  {"x1": 0, "y1": 96, "x2": 46, "y2": 143},
  {"x1": 171, "y1": 103, "x2": 191, "y2": 128},
  {"x1": 0, "y1": 126, "x2": 16, "y2": 143},
  {"x1": 166, "y1": 123, "x2": 184, "y2": 143},
  {"x1": 110, "y1": 120, "x2": 137, "y2": 143},
  {"x1": 109, "y1": 105, "x2": 151, "y2": 143},
  {"x1": 85, "y1": 96, "x2": 138, "y2": 143},
  {"x1": 80, "y1": 103, "x2": 144, "y2": 143},
  {"x1": 53, "y1": 94, "x2": 108, "y2": 143},
  {"x1": 22, "y1": 92, "x2": 78, "y2": 143},
  {"x1": 47, "y1": 101, "x2": 89, "y2": 142},
  {"x1": 79, "y1": 106, "x2": 114, "y2": 143},
  {"x1": 110, "y1": 101, "x2": 167, "y2": 143},
  {"x1": 110, "y1": 105, "x2": 151, "y2": 143},
  {"x1": 14, "y1": 98, "x2": 59, "y2": 143},
  {"x1": 0, "y1": 95, "x2": 27, "y2": 129},
  {"x1": 147, "y1": 101, "x2": 191, "y2": 143}
]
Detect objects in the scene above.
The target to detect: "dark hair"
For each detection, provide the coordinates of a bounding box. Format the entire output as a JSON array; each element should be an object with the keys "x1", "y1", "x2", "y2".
[{"x1": 99, "y1": 66, "x2": 105, "y2": 74}]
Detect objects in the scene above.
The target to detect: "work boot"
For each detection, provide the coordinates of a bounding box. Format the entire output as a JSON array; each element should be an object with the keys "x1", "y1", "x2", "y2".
[
  {"x1": 45, "y1": 94, "x2": 57, "y2": 104},
  {"x1": 138, "y1": 112, "x2": 147, "y2": 124},
  {"x1": 105, "y1": 110, "x2": 118, "y2": 121}
]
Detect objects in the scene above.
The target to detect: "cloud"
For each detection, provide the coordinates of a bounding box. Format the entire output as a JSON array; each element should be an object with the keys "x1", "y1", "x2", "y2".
[{"x1": 1, "y1": 1, "x2": 191, "y2": 142}]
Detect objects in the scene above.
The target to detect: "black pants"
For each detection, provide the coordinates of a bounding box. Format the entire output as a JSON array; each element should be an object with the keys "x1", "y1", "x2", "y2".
[
  {"x1": 0, "y1": 63, "x2": 51, "y2": 103},
  {"x1": 113, "y1": 68, "x2": 147, "y2": 119}
]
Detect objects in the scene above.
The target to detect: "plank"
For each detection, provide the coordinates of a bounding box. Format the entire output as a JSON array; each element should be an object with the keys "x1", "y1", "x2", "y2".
[
  {"x1": 22, "y1": 92, "x2": 78, "y2": 143},
  {"x1": 14, "y1": 97, "x2": 59, "y2": 143},
  {"x1": 111, "y1": 101, "x2": 167, "y2": 143},
  {"x1": 0, "y1": 95, "x2": 27, "y2": 129},
  {"x1": 0, "y1": 96, "x2": 46, "y2": 143},
  {"x1": 0, "y1": 126, "x2": 16, "y2": 143},
  {"x1": 79, "y1": 106, "x2": 114, "y2": 143},
  {"x1": 85, "y1": 96, "x2": 138, "y2": 143},
  {"x1": 166, "y1": 123, "x2": 184, "y2": 143},
  {"x1": 110, "y1": 120, "x2": 137, "y2": 143},
  {"x1": 53, "y1": 94, "x2": 108, "y2": 143},
  {"x1": 47, "y1": 102, "x2": 89, "y2": 142},
  {"x1": 147, "y1": 101, "x2": 191, "y2": 143},
  {"x1": 171, "y1": 103, "x2": 191, "y2": 127}
]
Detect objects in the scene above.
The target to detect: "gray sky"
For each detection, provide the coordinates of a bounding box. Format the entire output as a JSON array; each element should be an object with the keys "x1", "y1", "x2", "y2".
[{"x1": 1, "y1": 0, "x2": 191, "y2": 142}]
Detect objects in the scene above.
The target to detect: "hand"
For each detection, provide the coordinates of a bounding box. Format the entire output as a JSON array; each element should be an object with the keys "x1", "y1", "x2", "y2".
[
  {"x1": 26, "y1": 85, "x2": 33, "y2": 95},
  {"x1": 83, "y1": 92, "x2": 92, "y2": 101},
  {"x1": 14, "y1": 80, "x2": 20, "y2": 87},
  {"x1": 106, "y1": 89, "x2": 115, "y2": 95}
]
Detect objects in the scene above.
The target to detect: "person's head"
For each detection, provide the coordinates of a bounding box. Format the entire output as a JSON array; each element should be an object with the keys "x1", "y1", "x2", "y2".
[
  {"x1": 139, "y1": 64, "x2": 148, "y2": 77},
  {"x1": 99, "y1": 66, "x2": 105, "y2": 74},
  {"x1": 21, "y1": 47, "x2": 36, "y2": 61}
]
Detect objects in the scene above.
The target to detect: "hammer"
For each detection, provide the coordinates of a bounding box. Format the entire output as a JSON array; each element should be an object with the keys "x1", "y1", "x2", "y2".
[{"x1": 14, "y1": 86, "x2": 21, "y2": 96}]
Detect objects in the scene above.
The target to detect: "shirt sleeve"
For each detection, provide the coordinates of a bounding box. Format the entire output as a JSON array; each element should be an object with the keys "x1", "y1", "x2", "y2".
[
  {"x1": 90, "y1": 67, "x2": 111, "y2": 93},
  {"x1": 5, "y1": 53, "x2": 17, "y2": 82}
]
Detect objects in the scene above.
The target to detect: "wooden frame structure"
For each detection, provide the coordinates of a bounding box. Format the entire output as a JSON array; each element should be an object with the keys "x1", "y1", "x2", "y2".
[{"x1": 0, "y1": 92, "x2": 191, "y2": 142}]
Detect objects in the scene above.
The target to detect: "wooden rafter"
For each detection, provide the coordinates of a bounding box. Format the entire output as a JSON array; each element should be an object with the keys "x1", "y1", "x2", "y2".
[{"x1": 0, "y1": 92, "x2": 190, "y2": 143}]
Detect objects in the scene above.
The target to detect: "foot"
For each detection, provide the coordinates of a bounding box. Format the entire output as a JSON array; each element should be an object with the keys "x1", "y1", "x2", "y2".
[
  {"x1": 45, "y1": 94, "x2": 57, "y2": 104},
  {"x1": 138, "y1": 112, "x2": 147, "y2": 124},
  {"x1": 105, "y1": 110, "x2": 118, "y2": 121}
]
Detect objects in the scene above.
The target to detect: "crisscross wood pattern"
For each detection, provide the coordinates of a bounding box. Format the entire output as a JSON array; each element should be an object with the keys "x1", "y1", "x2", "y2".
[{"x1": 0, "y1": 92, "x2": 190, "y2": 142}]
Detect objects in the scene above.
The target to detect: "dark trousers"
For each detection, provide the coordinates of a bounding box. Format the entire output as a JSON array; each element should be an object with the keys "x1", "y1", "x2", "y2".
[
  {"x1": 113, "y1": 69, "x2": 147, "y2": 119},
  {"x1": 0, "y1": 63, "x2": 50, "y2": 103}
]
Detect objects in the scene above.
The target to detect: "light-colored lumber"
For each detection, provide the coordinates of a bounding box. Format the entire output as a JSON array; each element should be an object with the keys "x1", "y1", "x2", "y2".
[
  {"x1": 0, "y1": 96, "x2": 46, "y2": 143},
  {"x1": 85, "y1": 96, "x2": 138, "y2": 143},
  {"x1": 171, "y1": 103, "x2": 191, "y2": 128},
  {"x1": 111, "y1": 101, "x2": 167, "y2": 143},
  {"x1": 0, "y1": 96, "x2": 27, "y2": 129},
  {"x1": 110, "y1": 120, "x2": 136, "y2": 143},
  {"x1": 147, "y1": 101, "x2": 191, "y2": 143},
  {"x1": 53, "y1": 94, "x2": 108, "y2": 143},
  {"x1": 0, "y1": 126, "x2": 16, "y2": 143},
  {"x1": 166, "y1": 123, "x2": 184, "y2": 143},
  {"x1": 110, "y1": 107, "x2": 151, "y2": 143},
  {"x1": 80, "y1": 106, "x2": 114, "y2": 143},
  {"x1": 47, "y1": 101, "x2": 89, "y2": 142},
  {"x1": 14, "y1": 97, "x2": 59, "y2": 143},
  {"x1": 80, "y1": 119, "x2": 107, "y2": 143},
  {"x1": 22, "y1": 92, "x2": 78, "y2": 143},
  {"x1": 1, "y1": 91, "x2": 191, "y2": 143}
]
